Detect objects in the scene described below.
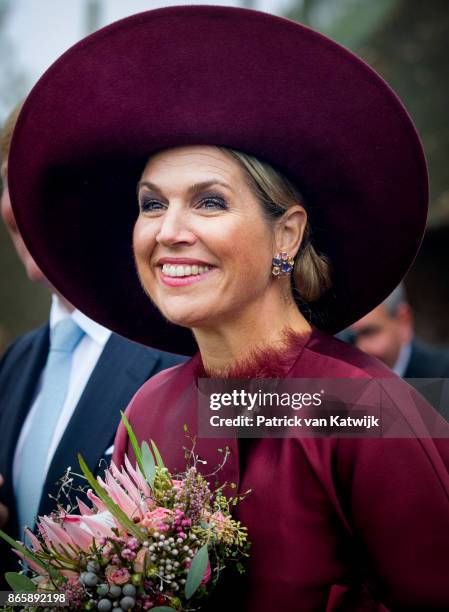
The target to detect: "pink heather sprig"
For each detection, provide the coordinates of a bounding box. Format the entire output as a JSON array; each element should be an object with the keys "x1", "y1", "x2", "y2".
[{"x1": 178, "y1": 466, "x2": 211, "y2": 522}]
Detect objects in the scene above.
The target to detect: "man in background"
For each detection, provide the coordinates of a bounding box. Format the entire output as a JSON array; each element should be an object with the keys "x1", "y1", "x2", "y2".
[
  {"x1": 347, "y1": 284, "x2": 449, "y2": 378},
  {"x1": 340, "y1": 284, "x2": 449, "y2": 421},
  {"x1": 0, "y1": 102, "x2": 186, "y2": 576}
]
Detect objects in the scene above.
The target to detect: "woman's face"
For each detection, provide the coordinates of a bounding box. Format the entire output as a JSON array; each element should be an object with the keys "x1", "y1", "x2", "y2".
[{"x1": 133, "y1": 145, "x2": 277, "y2": 329}]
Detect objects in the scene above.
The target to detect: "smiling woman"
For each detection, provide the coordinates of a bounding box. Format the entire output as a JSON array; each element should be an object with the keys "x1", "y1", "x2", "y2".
[
  {"x1": 7, "y1": 5, "x2": 449, "y2": 611},
  {"x1": 133, "y1": 145, "x2": 311, "y2": 355}
]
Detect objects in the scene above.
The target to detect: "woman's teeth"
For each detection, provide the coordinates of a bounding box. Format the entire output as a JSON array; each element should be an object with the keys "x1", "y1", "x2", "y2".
[{"x1": 162, "y1": 263, "x2": 211, "y2": 277}]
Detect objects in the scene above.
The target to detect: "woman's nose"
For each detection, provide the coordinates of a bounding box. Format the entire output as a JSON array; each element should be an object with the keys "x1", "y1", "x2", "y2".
[{"x1": 155, "y1": 206, "x2": 196, "y2": 247}]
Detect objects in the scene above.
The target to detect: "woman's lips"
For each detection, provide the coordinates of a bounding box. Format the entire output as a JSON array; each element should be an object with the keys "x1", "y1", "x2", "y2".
[{"x1": 158, "y1": 263, "x2": 216, "y2": 287}]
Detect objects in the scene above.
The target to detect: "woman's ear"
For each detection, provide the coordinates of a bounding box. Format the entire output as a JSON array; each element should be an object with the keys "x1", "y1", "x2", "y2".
[{"x1": 274, "y1": 204, "x2": 307, "y2": 256}]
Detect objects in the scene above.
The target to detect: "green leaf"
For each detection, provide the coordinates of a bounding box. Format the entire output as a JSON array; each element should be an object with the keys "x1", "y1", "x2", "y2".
[
  {"x1": 151, "y1": 608, "x2": 176, "y2": 612},
  {"x1": 0, "y1": 529, "x2": 59, "y2": 579},
  {"x1": 185, "y1": 544, "x2": 209, "y2": 599},
  {"x1": 77, "y1": 454, "x2": 144, "y2": 542},
  {"x1": 150, "y1": 439, "x2": 165, "y2": 469},
  {"x1": 120, "y1": 411, "x2": 144, "y2": 475},
  {"x1": 5, "y1": 572, "x2": 37, "y2": 592},
  {"x1": 141, "y1": 441, "x2": 155, "y2": 488}
]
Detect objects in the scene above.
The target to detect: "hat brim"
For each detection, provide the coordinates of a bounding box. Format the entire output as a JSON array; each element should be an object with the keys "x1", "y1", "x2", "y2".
[{"x1": 9, "y1": 5, "x2": 428, "y2": 355}]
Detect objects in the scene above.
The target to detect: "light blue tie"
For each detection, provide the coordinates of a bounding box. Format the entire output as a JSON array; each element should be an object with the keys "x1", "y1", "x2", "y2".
[{"x1": 16, "y1": 318, "x2": 85, "y2": 534}]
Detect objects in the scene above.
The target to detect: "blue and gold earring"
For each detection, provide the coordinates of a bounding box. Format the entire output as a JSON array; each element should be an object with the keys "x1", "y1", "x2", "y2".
[{"x1": 272, "y1": 252, "x2": 295, "y2": 276}]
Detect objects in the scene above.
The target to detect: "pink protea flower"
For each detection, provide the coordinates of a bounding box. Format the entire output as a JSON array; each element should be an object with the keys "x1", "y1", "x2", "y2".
[
  {"x1": 38, "y1": 516, "x2": 76, "y2": 554},
  {"x1": 140, "y1": 507, "x2": 173, "y2": 532},
  {"x1": 12, "y1": 549, "x2": 46, "y2": 577},
  {"x1": 86, "y1": 489, "x2": 107, "y2": 513},
  {"x1": 97, "y1": 472, "x2": 142, "y2": 521},
  {"x1": 76, "y1": 497, "x2": 94, "y2": 516},
  {"x1": 28, "y1": 510, "x2": 116, "y2": 561},
  {"x1": 123, "y1": 456, "x2": 153, "y2": 502},
  {"x1": 62, "y1": 510, "x2": 115, "y2": 550},
  {"x1": 13, "y1": 528, "x2": 80, "y2": 578},
  {"x1": 105, "y1": 565, "x2": 131, "y2": 585},
  {"x1": 87, "y1": 460, "x2": 156, "y2": 525}
]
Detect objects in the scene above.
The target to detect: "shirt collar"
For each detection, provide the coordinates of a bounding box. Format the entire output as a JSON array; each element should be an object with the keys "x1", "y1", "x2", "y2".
[
  {"x1": 393, "y1": 340, "x2": 412, "y2": 377},
  {"x1": 50, "y1": 294, "x2": 111, "y2": 347}
]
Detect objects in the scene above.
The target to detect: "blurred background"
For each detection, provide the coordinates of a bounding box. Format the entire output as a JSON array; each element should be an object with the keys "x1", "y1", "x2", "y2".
[{"x1": 1, "y1": 0, "x2": 448, "y2": 353}]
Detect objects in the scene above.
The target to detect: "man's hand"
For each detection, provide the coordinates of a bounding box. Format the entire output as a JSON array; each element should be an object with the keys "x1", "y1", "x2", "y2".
[{"x1": 0, "y1": 474, "x2": 9, "y2": 528}]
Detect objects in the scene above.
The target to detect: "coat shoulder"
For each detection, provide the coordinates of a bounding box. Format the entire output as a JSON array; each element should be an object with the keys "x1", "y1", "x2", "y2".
[
  {"x1": 299, "y1": 327, "x2": 397, "y2": 379},
  {"x1": 0, "y1": 324, "x2": 49, "y2": 382},
  {"x1": 0, "y1": 324, "x2": 48, "y2": 364}
]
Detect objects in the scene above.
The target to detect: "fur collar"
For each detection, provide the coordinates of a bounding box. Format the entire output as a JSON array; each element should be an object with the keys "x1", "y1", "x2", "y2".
[{"x1": 195, "y1": 327, "x2": 312, "y2": 379}]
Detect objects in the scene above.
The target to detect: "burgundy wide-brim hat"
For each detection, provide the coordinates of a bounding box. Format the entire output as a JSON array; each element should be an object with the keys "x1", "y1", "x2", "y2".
[{"x1": 9, "y1": 5, "x2": 427, "y2": 355}]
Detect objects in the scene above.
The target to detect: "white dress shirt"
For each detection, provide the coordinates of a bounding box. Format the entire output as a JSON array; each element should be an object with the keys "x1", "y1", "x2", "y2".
[
  {"x1": 13, "y1": 295, "x2": 111, "y2": 491},
  {"x1": 393, "y1": 341, "x2": 412, "y2": 378}
]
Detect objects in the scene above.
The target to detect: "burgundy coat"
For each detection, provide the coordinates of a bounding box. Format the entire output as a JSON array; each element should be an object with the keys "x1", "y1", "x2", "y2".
[{"x1": 113, "y1": 327, "x2": 449, "y2": 611}]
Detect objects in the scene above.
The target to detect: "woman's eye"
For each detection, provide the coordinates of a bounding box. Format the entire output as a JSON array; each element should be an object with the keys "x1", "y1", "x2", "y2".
[
  {"x1": 139, "y1": 198, "x2": 165, "y2": 213},
  {"x1": 197, "y1": 197, "x2": 227, "y2": 210}
]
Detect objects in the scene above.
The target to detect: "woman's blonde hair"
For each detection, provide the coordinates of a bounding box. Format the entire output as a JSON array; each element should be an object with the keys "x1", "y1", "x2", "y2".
[
  {"x1": 221, "y1": 148, "x2": 332, "y2": 302},
  {"x1": 1, "y1": 101, "x2": 23, "y2": 165}
]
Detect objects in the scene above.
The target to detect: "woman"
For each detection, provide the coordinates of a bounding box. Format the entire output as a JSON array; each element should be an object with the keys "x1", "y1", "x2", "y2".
[{"x1": 8, "y1": 6, "x2": 449, "y2": 610}]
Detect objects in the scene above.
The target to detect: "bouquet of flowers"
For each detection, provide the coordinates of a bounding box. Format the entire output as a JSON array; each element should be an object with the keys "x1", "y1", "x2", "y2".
[{"x1": 0, "y1": 416, "x2": 250, "y2": 611}]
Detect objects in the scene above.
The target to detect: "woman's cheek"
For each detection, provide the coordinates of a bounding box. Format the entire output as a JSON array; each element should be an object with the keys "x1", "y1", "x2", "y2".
[
  {"x1": 133, "y1": 222, "x2": 155, "y2": 286},
  {"x1": 133, "y1": 221, "x2": 153, "y2": 259}
]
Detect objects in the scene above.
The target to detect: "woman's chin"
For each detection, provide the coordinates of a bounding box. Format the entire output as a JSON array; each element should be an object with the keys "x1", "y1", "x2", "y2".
[{"x1": 161, "y1": 306, "x2": 211, "y2": 330}]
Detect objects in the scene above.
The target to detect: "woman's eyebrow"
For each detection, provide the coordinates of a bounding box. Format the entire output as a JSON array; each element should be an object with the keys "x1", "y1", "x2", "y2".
[
  {"x1": 136, "y1": 180, "x2": 163, "y2": 195},
  {"x1": 187, "y1": 180, "x2": 233, "y2": 195},
  {"x1": 137, "y1": 179, "x2": 233, "y2": 196}
]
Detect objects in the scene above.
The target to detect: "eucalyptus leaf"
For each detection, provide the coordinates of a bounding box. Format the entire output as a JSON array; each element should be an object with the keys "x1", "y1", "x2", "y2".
[
  {"x1": 5, "y1": 572, "x2": 37, "y2": 592},
  {"x1": 141, "y1": 441, "x2": 156, "y2": 488},
  {"x1": 0, "y1": 529, "x2": 59, "y2": 579},
  {"x1": 150, "y1": 608, "x2": 176, "y2": 612},
  {"x1": 120, "y1": 411, "x2": 144, "y2": 475},
  {"x1": 151, "y1": 439, "x2": 165, "y2": 469},
  {"x1": 185, "y1": 543, "x2": 209, "y2": 599},
  {"x1": 77, "y1": 454, "x2": 144, "y2": 541}
]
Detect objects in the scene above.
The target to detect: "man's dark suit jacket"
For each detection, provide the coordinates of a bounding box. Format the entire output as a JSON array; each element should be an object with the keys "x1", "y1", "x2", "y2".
[
  {"x1": 404, "y1": 339, "x2": 449, "y2": 378},
  {"x1": 404, "y1": 339, "x2": 449, "y2": 421},
  {"x1": 0, "y1": 323, "x2": 185, "y2": 578}
]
